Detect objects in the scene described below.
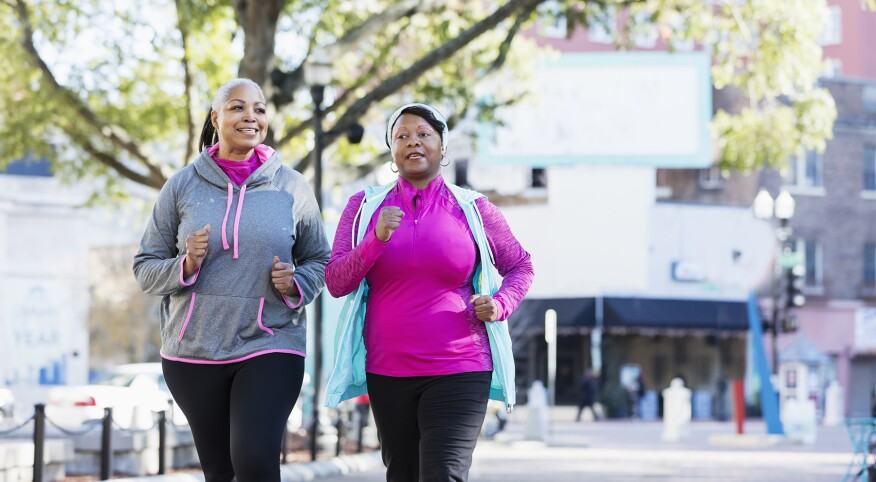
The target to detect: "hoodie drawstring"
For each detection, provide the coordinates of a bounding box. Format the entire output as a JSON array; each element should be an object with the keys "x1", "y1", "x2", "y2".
[
  {"x1": 220, "y1": 182, "x2": 246, "y2": 259},
  {"x1": 233, "y1": 184, "x2": 247, "y2": 259}
]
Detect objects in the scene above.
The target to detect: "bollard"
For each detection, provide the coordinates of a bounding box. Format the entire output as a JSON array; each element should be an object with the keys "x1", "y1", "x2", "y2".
[
  {"x1": 661, "y1": 378, "x2": 692, "y2": 442},
  {"x1": 335, "y1": 415, "x2": 343, "y2": 456},
  {"x1": 101, "y1": 407, "x2": 113, "y2": 480},
  {"x1": 524, "y1": 381, "x2": 549, "y2": 441},
  {"x1": 158, "y1": 410, "x2": 167, "y2": 475},
  {"x1": 33, "y1": 404, "x2": 45, "y2": 482},
  {"x1": 356, "y1": 414, "x2": 364, "y2": 453},
  {"x1": 281, "y1": 426, "x2": 288, "y2": 464},
  {"x1": 733, "y1": 380, "x2": 745, "y2": 434}
]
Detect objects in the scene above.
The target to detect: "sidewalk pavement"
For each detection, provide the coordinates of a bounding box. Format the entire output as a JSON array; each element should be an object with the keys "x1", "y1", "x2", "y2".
[
  {"x1": 119, "y1": 405, "x2": 859, "y2": 481},
  {"x1": 318, "y1": 405, "x2": 858, "y2": 482}
]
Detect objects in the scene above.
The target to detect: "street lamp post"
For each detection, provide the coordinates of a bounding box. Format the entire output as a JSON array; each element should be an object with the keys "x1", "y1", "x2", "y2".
[
  {"x1": 304, "y1": 48, "x2": 332, "y2": 462},
  {"x1": 753, "y1": 188, "x2": 796, "y2": 375}
]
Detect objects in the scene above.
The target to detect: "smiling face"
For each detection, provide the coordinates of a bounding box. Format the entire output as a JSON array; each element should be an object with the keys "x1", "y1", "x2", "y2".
[
  {"x1": 211, "y1": 84, "x2": 268, "y2": 161},
  {"x1": 390, "y1": 113, "x2": 444, "y2": 188}
]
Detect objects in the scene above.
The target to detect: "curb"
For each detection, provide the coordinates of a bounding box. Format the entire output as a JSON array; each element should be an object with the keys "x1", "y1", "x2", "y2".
[{"x1": 117, "y1": 451, "x2": 383, "y2": 482}]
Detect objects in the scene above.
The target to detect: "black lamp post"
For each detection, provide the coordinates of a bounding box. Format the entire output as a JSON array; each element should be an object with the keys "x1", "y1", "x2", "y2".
[
  {"x1": 304, "y1": 47, "x2": 332, "y2": 462},
  {"x1": 753, "y1": 188, "x2": 796, "y2": 375}
]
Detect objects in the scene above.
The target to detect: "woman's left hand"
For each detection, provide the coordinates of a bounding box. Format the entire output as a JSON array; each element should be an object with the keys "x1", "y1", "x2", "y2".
[
  {"x1": 470, "y1": 295, "x2": 499, "y2": 322},
  {"x1": 272, "y1": 256, "x2": 299, "y2": 297}
]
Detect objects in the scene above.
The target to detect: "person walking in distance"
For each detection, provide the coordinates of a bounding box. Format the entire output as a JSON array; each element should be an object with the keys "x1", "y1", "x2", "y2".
[
  {"x1": 576, "y1": 369, "x2": 600, "y2": 422},
  {"x1": 323, "y1": 103, "x2": 534, "y2": 481},
  {"x1": 133, "y1": 78, "x2": 330, "y2": 482}
]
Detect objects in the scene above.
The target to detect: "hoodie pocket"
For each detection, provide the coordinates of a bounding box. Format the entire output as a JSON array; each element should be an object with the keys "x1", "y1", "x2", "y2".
[
  {"x1": 177, "y1": 292, "x2": 197, "y2": 342},
  {"x1": 168, "y1": 293, "x2": 269, "y2": 357}
]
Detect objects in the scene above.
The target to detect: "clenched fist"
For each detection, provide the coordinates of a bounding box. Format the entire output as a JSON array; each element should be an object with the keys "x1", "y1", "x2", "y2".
[
  {"x1": 271, "y1": 256, "x2": 299, "y2": 297},
  {"x1": 375, "y1": 206, "x2": 404, "y2": 242},
  {"x1": 184, "y1": 224, "x2": 210, "y2": 278},
  {"x1": 470, "y1": 295, "x2": 499, "y2": 322}
]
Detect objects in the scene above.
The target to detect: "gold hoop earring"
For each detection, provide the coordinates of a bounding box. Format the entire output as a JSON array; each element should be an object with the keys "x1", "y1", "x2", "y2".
[
  {"x1": 390, "y1": 161, "x2": 399, "y2": 173},
  {"x1": 211, "y1": 128, "x2": 218, "y2": 146},
  {"x1": 440, "y1": 156, "x2": 450, "y2": 167}
]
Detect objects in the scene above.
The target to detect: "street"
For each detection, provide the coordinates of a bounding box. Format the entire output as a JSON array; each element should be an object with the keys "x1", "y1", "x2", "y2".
[{"x1": 316, "y1": 406, "x2": 856, "y2": 482}]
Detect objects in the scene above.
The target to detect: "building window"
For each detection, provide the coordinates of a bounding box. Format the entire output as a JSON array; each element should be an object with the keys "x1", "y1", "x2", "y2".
[
  {"x1": 823, "y1": 58, "x2": 843, "y2": 78},
  {"x1": 794, "y1": 239, "x2": 823, "y2": 288},
  {"x1": 864, "y1": 146, "x2": 876, "y2": 191},
  {"x1": 631, "y1": 10, "x2": 658, "y2": 49},
  {"x1": 819, "y1": 5, "x2": 842, "y2": 46},
  {"x1": 864, "y1": 243, "x2": 876, "y2": 285},
  {"x1": 698, "y1": 166, "x2": 724, "y2": 190},
  {"x1": 531, "y1": 168, "x2": 547, "y2": 189},
  {"x1": 536, "y1": 1, "x2": 567, "y2": 39},
  {"x1": 587, "y1": 7, "x2": 616, "y2": 44},
  {"x1": 787, "y1": 150, "x2": 823, "y2": 189},
  {"x1": 865, "y1": 86, "x2": 876, "y2": 113}
]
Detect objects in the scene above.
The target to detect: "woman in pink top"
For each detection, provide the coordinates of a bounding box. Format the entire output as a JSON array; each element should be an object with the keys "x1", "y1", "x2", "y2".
[{"x1": 325, "y1": 103, "x2": 533, "y2": 481}]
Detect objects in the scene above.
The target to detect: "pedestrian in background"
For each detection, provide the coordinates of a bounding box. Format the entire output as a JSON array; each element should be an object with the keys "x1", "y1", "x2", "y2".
[
  {"x1": 133, "y1": 78, "x2": 330, "y2": 482},
  {"x1": 323, "y1": 103, "x2": 534, "y2": 481},
  {"x1": 576, "y1": 369, "x2": 600, "y2": 422}
]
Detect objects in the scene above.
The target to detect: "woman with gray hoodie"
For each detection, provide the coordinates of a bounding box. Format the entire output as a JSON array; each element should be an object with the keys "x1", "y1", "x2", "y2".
[{"x1": 133, "y1": 78, "x2": 330, "y2": 482}]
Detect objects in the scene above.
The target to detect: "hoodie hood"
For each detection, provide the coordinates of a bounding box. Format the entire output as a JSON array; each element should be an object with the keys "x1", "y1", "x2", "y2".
[
  {"x1": 193, "y1": 144, "x2": 281, "y2": 259},
  {"x1": 194, "y1": 143, "x2": 279, "y2": 189}
]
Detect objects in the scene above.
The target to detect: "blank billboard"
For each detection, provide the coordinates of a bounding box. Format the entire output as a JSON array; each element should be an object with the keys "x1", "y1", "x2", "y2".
[{"x1": 477, "y1": 52, "x2": 712, "y2": 168}]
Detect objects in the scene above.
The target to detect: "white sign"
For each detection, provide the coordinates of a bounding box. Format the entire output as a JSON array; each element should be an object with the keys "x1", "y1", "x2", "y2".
[
  {"x1": 0, "y1": 278, "x2": 71, "y2": 385},
  {"x1": 477, "y1": 52, "x2": 712, "y2": 167},
  {"x1": 855, "y1": 308, "x2": 876, "y2": 350}
]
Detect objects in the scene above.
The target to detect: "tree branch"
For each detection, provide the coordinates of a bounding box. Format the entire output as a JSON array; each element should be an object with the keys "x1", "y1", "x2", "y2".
[
  {"x1": 231, "y1": 0, "x2": 284, "y2": 86},
  {"x1": 489, "y1": 2, "x2": 537, "y2": 73},
  {"x1": 61, "y1": 120, "x2": 166, "y2": 189},
  {"x1": 326, "y1": 0, "x2": 451, "y2": 60},
  {"x1": 270, "y1": 0, "x2": 452, "y2": 111},
  {"x1": 13, "y1": 0, "x2": 166, "y2": 186},
  {"x1": 174, "y1": 0, "x2": 196, "y2": 166},
  {"x1": 294, "y1": 0, "x2": 545, "y2": 172},
  {"x1": 274, "y1": 23, "x2": 408, "y2": 150}
]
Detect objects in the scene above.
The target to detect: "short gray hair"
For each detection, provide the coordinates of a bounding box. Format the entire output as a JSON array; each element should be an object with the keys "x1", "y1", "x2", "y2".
[{"x1": 211, "y1": 78, "x2": 265, "y2": 112}]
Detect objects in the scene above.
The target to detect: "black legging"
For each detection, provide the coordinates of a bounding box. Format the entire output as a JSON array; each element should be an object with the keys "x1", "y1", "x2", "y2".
[
  {"x1": 162, "y1": 353, "x2": 304, "y2": 482},
  {"x1": 367, "y1": 371, "x2": 491, "y2": 482}
]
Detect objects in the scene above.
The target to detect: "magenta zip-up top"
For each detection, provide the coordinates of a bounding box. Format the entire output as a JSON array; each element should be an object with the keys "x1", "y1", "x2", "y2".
[{"x1": 325, "y1": 176, "x2": 534, "y2": 377}]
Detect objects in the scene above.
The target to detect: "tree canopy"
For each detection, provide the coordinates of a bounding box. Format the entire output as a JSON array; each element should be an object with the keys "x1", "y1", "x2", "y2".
[{"x1": 0, "y1": 0, "x2": 859, "y2": 198}]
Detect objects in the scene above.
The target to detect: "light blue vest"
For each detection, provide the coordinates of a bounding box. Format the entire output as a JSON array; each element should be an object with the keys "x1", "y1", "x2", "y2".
[{"x1": 324, "y1": 179, "x2": 517, "y2": 411}]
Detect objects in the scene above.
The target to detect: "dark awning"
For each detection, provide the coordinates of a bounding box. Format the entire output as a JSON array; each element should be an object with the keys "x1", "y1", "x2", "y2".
[
  {"x1": 603, "y1": 297, "x2": 749, "y2": 331},
  {"x1": 506, "y1": 297, "x2": 596, "y2": 335}
]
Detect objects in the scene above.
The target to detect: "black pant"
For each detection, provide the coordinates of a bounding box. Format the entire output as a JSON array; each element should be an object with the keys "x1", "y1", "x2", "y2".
[
  {"x1": 367, "y1": 371, "x2": 491, "y2": 482},
  {"x1": 162, "y1": 354, "x2": 304, "y2": 482}
]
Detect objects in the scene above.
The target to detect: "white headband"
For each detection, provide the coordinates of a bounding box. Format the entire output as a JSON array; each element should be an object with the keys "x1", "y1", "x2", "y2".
[{"x1": 385, "y1": 103, "x2": 449, "y2": 153}]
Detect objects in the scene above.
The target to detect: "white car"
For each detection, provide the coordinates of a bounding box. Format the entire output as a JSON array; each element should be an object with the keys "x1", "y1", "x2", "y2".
[
  {"x1": 0, "y1": 388, "x2": 14, "y2": 420},
  {"x1": 46, "y1": 363, "x2": 187, "y2": 429}
]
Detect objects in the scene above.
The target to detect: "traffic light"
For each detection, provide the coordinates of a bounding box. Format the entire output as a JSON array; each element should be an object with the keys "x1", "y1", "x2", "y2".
[{"x1": 785, "y1": 264, "x2": 806, "y2": 309}]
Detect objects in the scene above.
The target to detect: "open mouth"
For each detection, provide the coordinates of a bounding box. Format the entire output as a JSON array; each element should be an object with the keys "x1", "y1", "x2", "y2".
[
  {"x1": 237, "y1": 128, "x2": 258, "y2": 134},
  {"x1": 406, "y1": 153, "x2": 424, "y2": 160}
]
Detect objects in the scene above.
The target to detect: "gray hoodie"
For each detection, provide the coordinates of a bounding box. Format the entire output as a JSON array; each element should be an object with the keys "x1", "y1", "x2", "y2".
[{"x1": 133, "y1": 145, "x2": 330, "y2": 362}]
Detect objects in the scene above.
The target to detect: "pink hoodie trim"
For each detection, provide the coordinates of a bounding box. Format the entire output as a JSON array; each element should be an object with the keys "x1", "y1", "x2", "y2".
[
  {"x1": 177, "y1": 292, "x2": 196, "y2": 342},
  {"x1": 233, "y1": 184, "x2": 247, "y2": 259},
  {"x1": 256, "y1": 297, "x2": 274, "y2": 336},
  {"x1": 161, "y1": 349, "x2": 305, "y2": 364},
  {"x1": 221, "y1": 182, "x2": 233, "y2": 251},
  {"x1": 281, "y1": 278, "x2": 305, "y2": 309},
  {"x1": 179, "y1": 255, "x2": 200, "y2": 286}
]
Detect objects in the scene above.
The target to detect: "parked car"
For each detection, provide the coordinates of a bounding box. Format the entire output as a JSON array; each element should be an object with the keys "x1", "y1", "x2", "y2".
[
  {"x1": 0, "y1": 388, "x2": 14, "y2": 421},
  {"x1": 46, "y1": 363, "x2": 187, "y2": 429}
]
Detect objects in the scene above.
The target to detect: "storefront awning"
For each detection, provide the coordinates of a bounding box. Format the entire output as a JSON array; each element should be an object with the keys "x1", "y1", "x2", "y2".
[
  {"x1": 507, "y1": 297, "x2": 596, "y2": 334},
  {"x1": 603, "y1": 297, "x2": 749, "y2": 331}
]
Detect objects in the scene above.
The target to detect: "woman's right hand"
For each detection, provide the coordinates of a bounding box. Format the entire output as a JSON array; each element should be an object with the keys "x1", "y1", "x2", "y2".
[
  {"x1": 184, "y1": 224, "x2": 210, "y2": 277},
  {"x1": 375, "y1": 207, "x2": 404, "y2": 242}
]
